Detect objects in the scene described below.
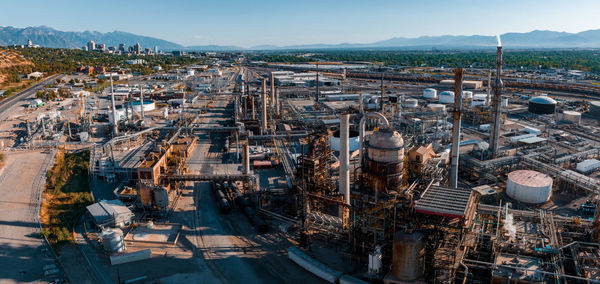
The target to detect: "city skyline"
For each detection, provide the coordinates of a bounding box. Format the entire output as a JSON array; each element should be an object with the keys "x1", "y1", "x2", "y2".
[{"x1": 2, "y1": 0, "x2": 600, "y2": 47}]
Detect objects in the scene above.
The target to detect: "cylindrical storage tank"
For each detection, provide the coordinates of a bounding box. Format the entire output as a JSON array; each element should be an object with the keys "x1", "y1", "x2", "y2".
[
  {"x1": 588, "y1": 101, "x2": 600, "y2": 118},
  {"x1": 329, "y1": 129, "x2": 360, "y2": 152},
  {"x1": 403, "y1": 99, "x2": 418, "y2": 108},
  {"x1": 102, "y1": 229, "x2": 125, "y2": 253},
  {"x1": 462, "y1": 91, "x2": 473, "y2": 99},
  {"x1": 528, "y1": 96, "x2": 556, "y2": 114},
  {"x1": 561, "y1": 110, "x2": 581, "y2": 124},
  {"x1": 423, "y1": 88, "x2": 437, "y2": 99},
  {"x1": 392, "y1": 231, "x2": 424, "y2": 281},
  {"x1": 428, "y1": 103, "x2": 446, "y2": 113},
  {"x1": 132, "y1": 100, "x2": 156, "y2": 112},
  {"x1": 366, "y1": 127, "x2": 404, "y2": 193},
  {"x1": 438, "y1": 91, "x2": 454, "y2": 104},
  {"x1": 501, "y1": 98, "x2": 509, "y2": 107},
  {"x1": 471, "y1": 94, "x2": 488, "y2": 107},
  {"x1": 506, "y1": 170, "x2": 552, "y2": 204}
]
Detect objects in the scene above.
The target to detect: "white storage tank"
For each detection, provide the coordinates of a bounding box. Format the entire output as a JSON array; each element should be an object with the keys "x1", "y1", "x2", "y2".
[
  {"x1": 506, "y1": 170, "x2": 552, "y2": 204},
  {"x1": 589, "y1": 101, "x2": 600, "y2": 118},
  {"x1": 403, "y1": 99, "x2": 418, "y2": 108},
  {"x1": 560, "y1": 111, "x2": 581, "y2": 124},
  {"x1": 132, "y1": 100, "x2": 156, "y2": 112},
  {"x1": 438, "y1": 91, "x2": 454, "y2": 104},
  {"x1": 329, "y1": 129, "x2": 360, "y2": 152},
  {"x1": 462, "y1": 91, "x2": 473, "y2": 99},
  {"x1": 502, "y1": 98, "x2": 509, "y2": 107},
  {"x1": 423, "y1": 88, "x2": 437, "y2": 99},
  {"x1": 471, "y1": 93, "x2": 488, "y2": 107},
  {"x1": 428, "y1": 104, "x2": 446, "y2": 112},
  {"x1": 102, "y1": 228, "x2": 125, "y2": 253}
]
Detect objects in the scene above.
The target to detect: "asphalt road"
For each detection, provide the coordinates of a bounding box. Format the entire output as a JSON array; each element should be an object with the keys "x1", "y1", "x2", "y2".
[
  {"x1": 0, "y1": 74, "x2": 62, "y2": 116},
  {"x1": 0, "y1": 151, "x2": 55, "y2": 283}
]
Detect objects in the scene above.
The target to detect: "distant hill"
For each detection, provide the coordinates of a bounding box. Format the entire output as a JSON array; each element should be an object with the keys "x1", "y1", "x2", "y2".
[
  {"x1": 0, "y1": 26, "x2": 183, "y2": 50},
  {"x1": 3, "y1": 26, "x2": 600, "y2": 51}
]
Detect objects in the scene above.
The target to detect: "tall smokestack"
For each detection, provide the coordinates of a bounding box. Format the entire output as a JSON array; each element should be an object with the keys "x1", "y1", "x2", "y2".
[
  {"x1": 270, "y1": 72, "x2": 275, "y2": 112},
  {"x1": 140, "y1": 84, "x2": 145, "y2": 121},
  {"x1": 339, "y1": 114, "x2": 350, "y2": 205},
  {"x1": 315, "y1": 64, "x2": 319, "y2": 102},
  {"x1": 110, "y1": 74, "x2": 119, "y2": 136},
  {"x1": 243, "y1": 144, "x2": 250, "y2": 175},
  {"x1": 261, "y1": 78, "x2": 268, "y2": 134},
  {"x1": 275, "y1": 86, "x2": 280, "y2": 115},
  {"x1": 251, "y1": 95, "x2": 255, "y2": 120},
  {"x1": 489, "y1": 36, "x2": 503, "y2": 158},
  {"x1": 449, "y1": 68, "x2": 464, "y2": 188}
]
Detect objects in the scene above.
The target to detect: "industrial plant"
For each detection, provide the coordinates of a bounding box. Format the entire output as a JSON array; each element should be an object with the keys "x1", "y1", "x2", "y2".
[{"x1": 2, "y1": 36, "x2": 600, "y2": 284}]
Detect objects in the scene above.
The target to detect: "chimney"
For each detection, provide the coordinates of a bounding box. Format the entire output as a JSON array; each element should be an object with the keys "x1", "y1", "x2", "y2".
[{"x1": 340, "y1": 114, "x2": 350, "y2": 205}]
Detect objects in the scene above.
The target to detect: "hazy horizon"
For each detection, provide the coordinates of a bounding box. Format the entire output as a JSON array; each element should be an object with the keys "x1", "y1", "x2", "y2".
[{"x1": 2, "y1": 0, "x2": 600, "y2": 48}]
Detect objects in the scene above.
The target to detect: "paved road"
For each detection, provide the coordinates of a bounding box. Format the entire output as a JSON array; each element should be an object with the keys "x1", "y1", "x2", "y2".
[
  {"x1": 0, "y1": 74, "x2": 62, "y2": 117},
  {"x1": 0, "y1": 151, "x2": 55, "y2": 283}
]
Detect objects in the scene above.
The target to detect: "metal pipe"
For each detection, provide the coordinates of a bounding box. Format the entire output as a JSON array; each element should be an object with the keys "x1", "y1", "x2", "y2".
[
  {"x1": 449, "y1": 68, "x2": 464, "y2": 188},
  {"x1": 110, "y1": 74, "x2": 118, "y2": 136},
  {"x1": 340, "y1": 114, "x2": 350, "y2": 205},
  {"x1": 358, "y1": 112, "x2": 390, "y2": 169}
]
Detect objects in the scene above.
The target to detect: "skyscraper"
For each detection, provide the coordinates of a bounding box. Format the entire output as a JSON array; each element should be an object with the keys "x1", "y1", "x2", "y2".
[
  {"x1": 87, "y1": 40, "x2": 96, "y2": 51},
  {"x1": 135, "y1": 43, "x2": 142, "y2": 55}
]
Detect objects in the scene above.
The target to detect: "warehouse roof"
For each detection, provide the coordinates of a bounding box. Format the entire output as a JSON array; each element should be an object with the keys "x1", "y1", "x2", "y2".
[{"x1": 415, "y1": 186, "x2": 474, "y2": 219}]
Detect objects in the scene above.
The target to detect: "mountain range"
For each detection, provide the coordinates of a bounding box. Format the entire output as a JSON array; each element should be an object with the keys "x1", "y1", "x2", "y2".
[{"x1": 2, "y1": 26, "x2": 600, "y2": 51}]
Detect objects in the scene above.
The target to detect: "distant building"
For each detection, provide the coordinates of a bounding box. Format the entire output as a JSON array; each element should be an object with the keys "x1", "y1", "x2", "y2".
[
  {"x1": 26, "y1": 39, "x2": 39, "y2": 48},
  {"x1": 135, "y1": 43, "x2": 142, "y2": 55},
  {"x1": 154, "y1": 46, "x2": 159, "y2": 54},
  {"x1": 97, "y1": 44, "x2": 106, "y2": 52},
  {"x1": 27, "y1": 72, "x2": 44, "y2": 79},
  {"x1": 118, "y1": 43, "x2": 126, "y2": 52},
  {"x1": 87, "y1": 40, "x2": 96, "y2": 51},
  {"x1": 124, "y1": 59, "x2": 146, "y2": 65}
]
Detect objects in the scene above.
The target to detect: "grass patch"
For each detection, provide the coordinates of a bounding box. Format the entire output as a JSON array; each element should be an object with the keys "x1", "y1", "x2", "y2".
[{"x1": 40, "y1": 150, "x2": 93, "y2": 249}]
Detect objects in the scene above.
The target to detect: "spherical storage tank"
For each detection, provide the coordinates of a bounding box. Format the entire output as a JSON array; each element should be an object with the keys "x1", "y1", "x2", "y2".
[
  {"x1": 528, "y1": 96, "x2": 556, "y2": 114},
  {"x1": 365, "y1": 127, "x2": 404, "y2": 193},
  {"x1": 506, "y1": 170, "x2": 552, "y2": 204},
  {"x1": 588, "y1": 101, "x2": 600, "y2": 118},
  {"x1": 392, "y1": 231, "x2": 424, "y2": 281},
  {"x1": 438, "y1": 91, "x2": 454, "y2": 104},
  {"x1": 423, "y1": 88, "x2": 437, "y2": 99},
  {"x1": 403, "y1": 99, "x2": 418, "y2": 108}
]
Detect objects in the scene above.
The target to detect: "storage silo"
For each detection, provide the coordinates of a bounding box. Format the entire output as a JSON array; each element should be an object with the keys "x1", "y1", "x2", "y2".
[
  {"x1": 528, "y1": 96, "x2": 556, "y2": 114},
  {"x1": 506, "y1": 170, "x2": 552, "y2": 204},
  {"x1": 392, "y1": 231, "x2": 424, "y2": 281},
  {"x1": 365, "y1": 127, "x2": 404, "y2": 193},
  {"x1": 560, "y1": 110, "x2": 581, "y2": 124},
  {"x1": 423, "y1": 88, "x2": 437, "y2": 99},
  {"x1": 428, "y1": 104, "x2": 446, "y2": 113},
  {"x1": 438, "y1": 91, "x2": 454, "y2": 104},
  {"x1": 403, "y1": 99, "x2": 418, "y2": 108},
  {"x1": 588, "y1": 101, "x2": 600, "y2": 118},
  {"x1": 102, "y1": 229, "x2": 125, "y2": 253},
  {"x1": 462, "y1": 91, "x2": 473, "y2": 99}
]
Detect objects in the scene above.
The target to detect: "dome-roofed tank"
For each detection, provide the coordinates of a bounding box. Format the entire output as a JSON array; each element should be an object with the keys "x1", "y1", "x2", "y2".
[
  {"x1": 423, "y1": 88, "x2": 437, "y2": 99},
  {"x1": 506, "y1": 170, "x2": 552, "y2": 204},
  {"x1": 102, "y1": 228, "x2": 125, "y2": 253},
  {"x1": 392, "y1": 231, "x2": 424, "y2": 281},
  {"x1": 365, "y1": 127, "x2": 404, "y2": 193},
  {"x1": 528, "y1": 96, "x2": 556, "y2": 114}
]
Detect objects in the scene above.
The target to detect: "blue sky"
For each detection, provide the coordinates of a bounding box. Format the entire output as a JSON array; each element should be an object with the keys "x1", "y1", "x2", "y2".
[{"x1": 2, "y1": 0, "x2": 600, "y2": 47}]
